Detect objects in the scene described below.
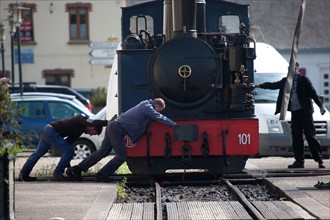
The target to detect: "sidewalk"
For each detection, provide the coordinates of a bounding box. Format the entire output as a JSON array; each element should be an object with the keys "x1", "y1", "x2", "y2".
[
  {"x1": 13, "y1": 154, "x2": 117, "y2": 220},
  {"x1": 15, "y1": 181, "x2": 117, "y2": 220}
]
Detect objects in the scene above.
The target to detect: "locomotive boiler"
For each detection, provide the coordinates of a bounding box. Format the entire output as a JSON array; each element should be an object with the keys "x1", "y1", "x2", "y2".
[{"x1": 116, "y1": 0, "x2": 258, "y2": 175}]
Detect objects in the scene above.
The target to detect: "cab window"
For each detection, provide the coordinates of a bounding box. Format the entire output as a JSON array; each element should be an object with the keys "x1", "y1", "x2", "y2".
[
  {"x1": 218, "y1": 15, "x2": 240, "y2": 33},
  {"x1": 129, "y1": 15, "x2": 154, "y2": 36}
]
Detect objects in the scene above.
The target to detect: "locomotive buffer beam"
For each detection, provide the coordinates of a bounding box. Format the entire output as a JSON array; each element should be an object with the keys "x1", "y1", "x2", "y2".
[
  {"x1": 221, "y1": 129, "x2": 229, "y2": 167},
  {"x1": 201, "y1": 131, "x2": 210, "y2": 157},
  {"x1": 173, "y1": 124, "x2": 199, "y2": 179},
  {"x1": 146, "y1": 132, "x2": 151, "y2": 167},
  {"x1": 164, "y1": 132, "x2": 172, "y2": 158}
]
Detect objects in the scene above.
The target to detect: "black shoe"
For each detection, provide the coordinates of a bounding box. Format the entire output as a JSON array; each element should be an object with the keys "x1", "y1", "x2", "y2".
[
  {"x1": 66, "y1": 166, "x2": 83, "y2": 181},
  {"x1": 288, "y1": 161, "x2": 304, "y2": 168},
  {"x1": 95, "y1": 173, "x2": 113, "y2": 182},
  {"x1": 314, "y1": 181, "x2": 322, "y2": 188},
  {"x1": 318, "y1": 161, "x2": 325, "y2": 168},
  {"x1": 52, "y1": 173, "x2": 71, "y2": 181},
  {"x1": 315, "y1": 181, "x2": 330, "y2": 189},
  {"x1": 19, "y1": 172, "x2": 37, "y2": 182}
]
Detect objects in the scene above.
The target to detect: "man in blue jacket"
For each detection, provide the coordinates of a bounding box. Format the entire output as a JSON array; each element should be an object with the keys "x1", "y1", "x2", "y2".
[
  {"x1": 66, "y1": 98, "x2": 176, "y2": 181},
  {"x1": 255, "y1": 62, "x2": 326, "y2": 169}
]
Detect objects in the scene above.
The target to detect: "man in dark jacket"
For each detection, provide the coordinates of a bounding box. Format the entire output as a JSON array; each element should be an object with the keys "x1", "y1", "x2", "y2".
[
  {"x1": 19, "y1": 115, "x2": 108, "y2": 181},
  {"x1": 255, "y1": 62, "x2": 326, "y2": 168},
  {"x1": 67, "y1": 98, "x2": 176, "y2": 181}
]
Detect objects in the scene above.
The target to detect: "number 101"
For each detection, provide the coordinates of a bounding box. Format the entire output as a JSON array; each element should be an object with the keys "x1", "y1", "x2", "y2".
[{"x1": 238, "y1": 133, "x2": 251, "y2": 145}]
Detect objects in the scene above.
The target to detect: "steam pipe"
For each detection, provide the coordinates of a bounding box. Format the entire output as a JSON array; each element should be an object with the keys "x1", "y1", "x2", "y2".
[
  {"x1": 196, "y1": 0, "x2": 206, "y2": 35},
  {"x1": 163, "y1": 0, "x2": 173, "y2": 41}
]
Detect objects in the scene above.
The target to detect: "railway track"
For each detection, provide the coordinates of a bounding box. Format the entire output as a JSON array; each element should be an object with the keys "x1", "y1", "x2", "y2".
[{"x1": 108, "y1": 170, "x2": 325, "y2": 220}]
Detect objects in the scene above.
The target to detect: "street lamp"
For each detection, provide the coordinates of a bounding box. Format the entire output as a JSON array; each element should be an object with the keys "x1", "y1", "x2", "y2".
[
  {"x1": 7, "y1": 15, "x2": 16, "y2": 84},
  {"x1": 0, "y1": 21, "x2": 6, "y2": 77},
  {"x1": 10, "y1": 2, "x2": 28, "y2": 95}
]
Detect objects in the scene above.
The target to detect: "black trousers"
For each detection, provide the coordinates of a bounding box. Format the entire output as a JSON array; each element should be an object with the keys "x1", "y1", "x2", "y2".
[{"x1": 291, "y1": 110, "x2": 323, "y2": 163}]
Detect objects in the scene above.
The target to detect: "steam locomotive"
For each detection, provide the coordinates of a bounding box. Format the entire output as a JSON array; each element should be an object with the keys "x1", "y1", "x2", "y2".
[{"x1": 117, "y1": 0, "x2": 258, "y2": 175}]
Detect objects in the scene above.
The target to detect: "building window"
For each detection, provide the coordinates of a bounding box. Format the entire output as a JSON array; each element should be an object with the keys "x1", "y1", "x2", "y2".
[
  {"x1": 42, "y1": 69, "x2": 74, "y2": 87},
  {"x1": 10, "y1": 3, "x2": 36, "y2": 43},
  {"x1": 66, "y1": 3, "x2": 91, "y2": 42}
]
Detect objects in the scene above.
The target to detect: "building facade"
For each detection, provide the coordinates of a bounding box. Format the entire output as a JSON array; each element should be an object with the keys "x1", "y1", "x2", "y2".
[{"x1": 0, "y1": 0, "x2": 123, "y2": 90}]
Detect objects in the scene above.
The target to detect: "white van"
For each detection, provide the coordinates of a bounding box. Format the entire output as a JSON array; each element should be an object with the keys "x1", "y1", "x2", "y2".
[{"x1": 254, "y1": 42, "x2": 330, "y2": 157}]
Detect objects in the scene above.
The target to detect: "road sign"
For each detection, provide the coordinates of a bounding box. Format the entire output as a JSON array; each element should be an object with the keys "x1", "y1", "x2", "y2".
[
  {"x1": 89, "y1": 58, "x2": 113, "y2": 66},
  {"x1": 89, "y1": 41, "x2": 119, "y2": 49},
  {"x1": 88, "y1": 41, "x2": 119, "y2": 66},
  {"x1": 89, "y1": 48, "x2": 115, "y2": 58}
]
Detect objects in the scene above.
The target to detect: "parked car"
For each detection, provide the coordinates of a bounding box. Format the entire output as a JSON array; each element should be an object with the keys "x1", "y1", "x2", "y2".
[
  {"x1": 10, "y1": 94, "x2": 94, "y2": 159},
  {"x1": 75, "y1": 88, "x2": 92, "y2": 99},
  {"x1": 72, "y1": 107, "x2": 107, "y2": 159},
  {"x1": 10, "y1": 92, "x2": 87, "y2": 110},
  {"x1": 9, "y1": 83, "x2": 92, "y2": 111}
]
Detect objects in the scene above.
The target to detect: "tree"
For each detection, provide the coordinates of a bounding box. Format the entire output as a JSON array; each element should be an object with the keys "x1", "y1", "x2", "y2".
[
  {"x1": 0, "y1": 83, "x2": 27, "y2": 156},
  {"x1": 90, "y1": 87, "x2": 107, "y2": 113}
]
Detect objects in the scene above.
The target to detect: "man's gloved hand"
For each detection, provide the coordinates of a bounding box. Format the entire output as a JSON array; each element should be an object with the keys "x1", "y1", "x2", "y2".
[{"x1": 320, "y1": 106, "x2": 326, "y2": 115}]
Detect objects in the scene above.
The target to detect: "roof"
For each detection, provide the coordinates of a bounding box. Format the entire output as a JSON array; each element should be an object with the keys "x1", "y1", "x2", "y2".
[
  {"x1": 10, "y1": 92, "x2": 76, "y2": 100},
  {"x1": 227, "y1": 0, "x2": 330, "y2": 50},
  {"x1": 10, "y1": 95, "x2": 69, "y2": 102}
]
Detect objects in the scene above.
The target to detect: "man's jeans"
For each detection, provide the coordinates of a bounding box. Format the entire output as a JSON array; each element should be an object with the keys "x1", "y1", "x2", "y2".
[
  {"x1": 78, "y1": 121, "x2": 126, "y2": 176},
  {"x1": 20, "y1": 125, "x2": 74, "y2": 176}
]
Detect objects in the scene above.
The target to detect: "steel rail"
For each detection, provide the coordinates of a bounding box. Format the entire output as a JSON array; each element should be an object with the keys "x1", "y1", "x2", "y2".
[
  {"x1": 221, "y1": 178, "x2": 266, "y2": 220},
  {"x1": 154, "y1": 182, "x2": 162, "y2": 220}
]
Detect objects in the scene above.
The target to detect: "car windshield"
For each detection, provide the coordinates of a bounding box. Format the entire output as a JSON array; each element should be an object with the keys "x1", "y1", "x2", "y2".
[{"x1": 254, "y1": 73, "x2": 286, "y2": 103}]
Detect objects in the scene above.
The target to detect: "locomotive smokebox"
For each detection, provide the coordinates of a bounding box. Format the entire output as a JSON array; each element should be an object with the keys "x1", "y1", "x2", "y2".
[{"x1": 172, "y1": 0, "x2": 197, "y2": 38}]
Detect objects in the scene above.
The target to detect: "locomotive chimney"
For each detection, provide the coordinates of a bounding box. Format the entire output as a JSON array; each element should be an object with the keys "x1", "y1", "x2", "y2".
[
  {"x1": 196, "y1": 0, "x2": 206, "y2": 35},
  {"x1": 163, "y1": 0, "x2": 173, "y2": 41},
  {"x1": 172, "y1": 0, "x2": 197, "y2": 38}
]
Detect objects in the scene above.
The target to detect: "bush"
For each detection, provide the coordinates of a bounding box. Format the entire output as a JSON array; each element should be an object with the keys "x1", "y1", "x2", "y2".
[
  {"x1": 90, "y1": 87, "x2": 107, "y2": 113},
  {"x1": 0, "y1": 84, "x2": 27, "y2": 156}
]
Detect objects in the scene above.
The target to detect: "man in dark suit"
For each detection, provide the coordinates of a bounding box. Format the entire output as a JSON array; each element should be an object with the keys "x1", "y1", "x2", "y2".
[{"x1": 255, "y1": 62, "x2": 326, "y2": 168}]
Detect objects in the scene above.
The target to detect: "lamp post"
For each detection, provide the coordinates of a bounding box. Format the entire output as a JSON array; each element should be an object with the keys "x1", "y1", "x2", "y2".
[
  {"x1": 0, "y1": 22, "x2": 6, "y2": 77},
  {"x1": 7, "y1": 15, "x2": 16, "y2": 84},
  {"x1": 10, "y1": 2, "x2": 27, "y2": 95}
]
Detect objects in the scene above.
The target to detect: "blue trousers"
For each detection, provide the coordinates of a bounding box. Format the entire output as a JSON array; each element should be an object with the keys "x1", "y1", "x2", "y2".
[
  {"x1": 20, "y1": 125, "x2": 74, "y2": 176},
  {"x1": 78, "y1": 121, "x2": 126, "y2": 176}
]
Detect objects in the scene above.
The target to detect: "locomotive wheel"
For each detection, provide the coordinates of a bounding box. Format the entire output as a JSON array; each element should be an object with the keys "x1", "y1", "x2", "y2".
[{"x1": 126, "y1": 156, "x2": 247, "y2": 176}]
